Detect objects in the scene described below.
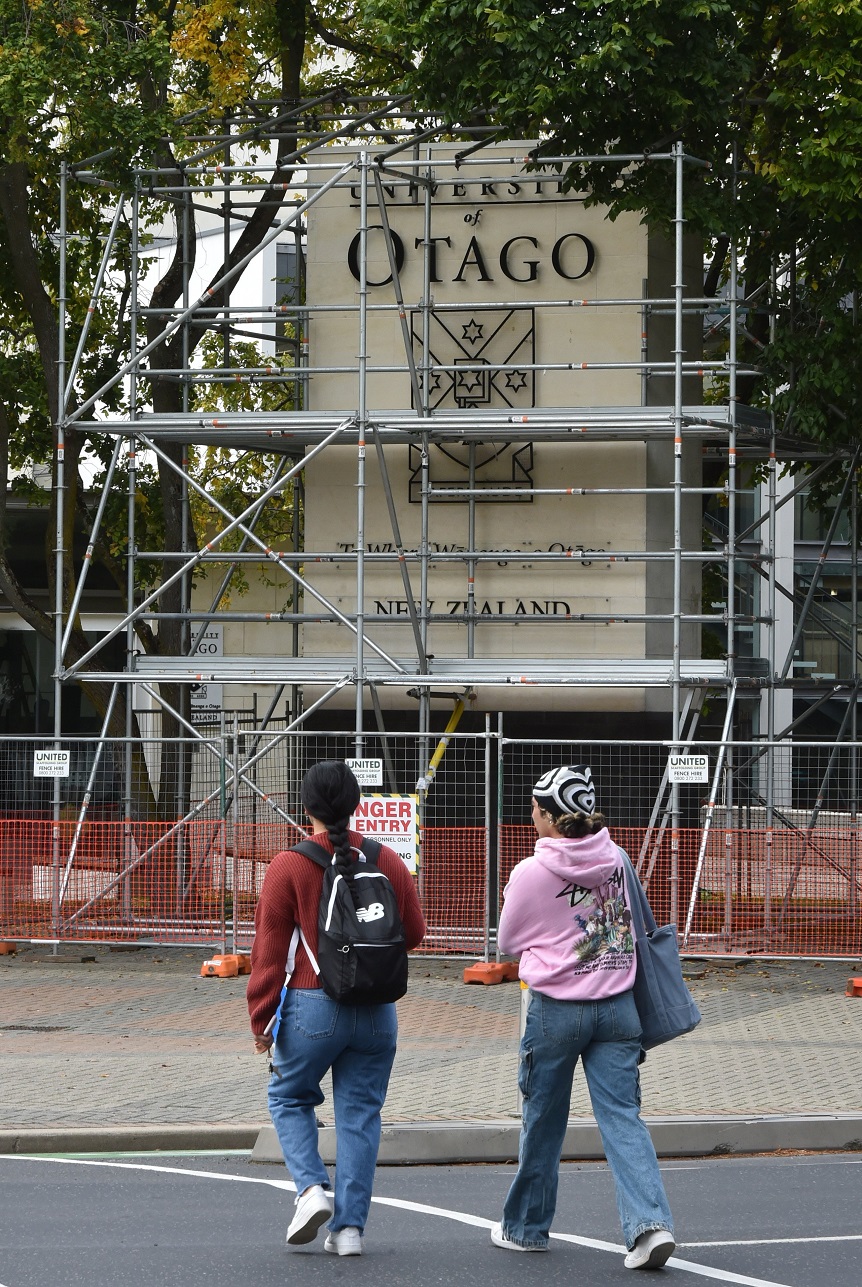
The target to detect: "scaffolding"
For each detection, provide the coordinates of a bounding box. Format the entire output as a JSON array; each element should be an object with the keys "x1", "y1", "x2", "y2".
[{"x1": 37, "y1": 97, "x2": 862, "y2": 952}]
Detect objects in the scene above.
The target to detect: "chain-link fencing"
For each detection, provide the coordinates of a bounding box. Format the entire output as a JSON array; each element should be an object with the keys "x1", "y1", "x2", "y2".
[{"x1": 0, "y1": 729, "x2": 859, "y2": 958}]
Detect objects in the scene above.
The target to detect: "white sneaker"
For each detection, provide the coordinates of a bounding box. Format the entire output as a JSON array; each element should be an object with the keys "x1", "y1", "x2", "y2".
[
  {"x1": 624, "y1": 1229, "x2": 675, "y2": 1269},
  {"x1": 324, "y1": 1227, "x2": 363, "y2": 1256},
  {"x1": 490, "y1": 1221, "x2": 549, "y2": 1252},
  {"x1": 286, "y1": 1185, "x2": 333, "y2": 1245}
]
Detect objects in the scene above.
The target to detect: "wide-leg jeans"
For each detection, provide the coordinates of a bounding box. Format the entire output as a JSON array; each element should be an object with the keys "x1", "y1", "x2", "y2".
[
  {"x1": 502, "y1": 987, "x2": 674, "y2": 1250},
  {"x1": 268, "y1": 988, "x2": 398, "y2": 1234}
]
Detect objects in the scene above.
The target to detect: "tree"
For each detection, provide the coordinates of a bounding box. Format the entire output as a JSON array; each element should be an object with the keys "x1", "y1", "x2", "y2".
[
  {"x1": 0, "y1": 0, "x2": 405, "y2": 818},
  {"x1": 369, "y1": 0, "x2": 862, "y2": 446}
]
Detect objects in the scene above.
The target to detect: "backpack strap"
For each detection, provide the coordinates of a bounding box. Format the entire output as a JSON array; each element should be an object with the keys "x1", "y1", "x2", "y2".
[
  {"x1": 291, "y1": 838, "x2": 332, "y2": 868},
  {"x1": 292, "y1": 836, "x2": 383, "y2": 865},
  {"x1": 358, "y1": 836, "x2": 382, "y2": 862},
  {"x1": 284, "y1": 836, "x2": 383, "y2": 981},
  {"x1": 265, "y1": 921, "x2": 319, "y2": 1044},
  {"x1": 275, "y1": 840, "x2": 330, "y2": 985},
  {"x1": 266, "y1": 835, "x2": 390, "y2": 1034},
  {"x1": 286, "y1": 923, "x2": 319, "y2": 978}
]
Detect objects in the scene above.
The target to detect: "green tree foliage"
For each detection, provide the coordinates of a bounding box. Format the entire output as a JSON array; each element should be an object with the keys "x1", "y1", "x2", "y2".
[
  {"x1": 0, "y1": 0, "x2": 174, "y2": 691},
  {"x1": 370, "y1": 0, "x2": 862, "y2": 446},
  {"x1": 0, "y1": 0, "x2": 402, "y2": 815}
]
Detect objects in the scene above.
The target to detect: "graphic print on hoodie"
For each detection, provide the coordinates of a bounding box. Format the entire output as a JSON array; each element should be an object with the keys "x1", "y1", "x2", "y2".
[
  {"x1": 559, "y1": 866, "x2": 634, "y2": 974},
  {"x1": 497, "y1": 830, "x2": 638, "y2": 1000}
]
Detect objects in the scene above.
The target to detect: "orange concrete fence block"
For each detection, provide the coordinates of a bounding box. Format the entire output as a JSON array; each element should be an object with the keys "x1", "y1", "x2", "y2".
[
  {"x1": 201, "y1": 953, "x2": 251, "y2": 978},
  {"x1": 845, "y1": 977, "x2": 862, "y2": 997},
  {"x1": 0, "y1": 942, "x2": 17, "y2": 955},
  {"x1": 463, "y1": 960, "x2": 520, "y2": 985}
]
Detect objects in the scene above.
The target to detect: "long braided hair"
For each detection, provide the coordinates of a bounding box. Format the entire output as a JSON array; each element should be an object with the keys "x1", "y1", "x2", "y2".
[{"x1": 300, "y1": 760, "x2": 362, "y2": 883}]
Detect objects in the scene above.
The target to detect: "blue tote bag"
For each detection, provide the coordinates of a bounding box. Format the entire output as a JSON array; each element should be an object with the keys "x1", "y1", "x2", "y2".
[{"x1": 619, "y1": 849, "x2": 702, "y2": 1050}]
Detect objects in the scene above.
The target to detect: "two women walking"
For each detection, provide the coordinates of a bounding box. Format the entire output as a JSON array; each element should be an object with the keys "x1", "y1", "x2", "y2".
[{"x1": 247, "y1": 758, "x2": 674, "y2": 1270}]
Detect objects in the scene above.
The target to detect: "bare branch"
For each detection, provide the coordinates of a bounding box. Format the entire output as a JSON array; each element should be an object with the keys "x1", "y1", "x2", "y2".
[{"x1": 307, "y1": 4, "x2": 412, "y2": 74}]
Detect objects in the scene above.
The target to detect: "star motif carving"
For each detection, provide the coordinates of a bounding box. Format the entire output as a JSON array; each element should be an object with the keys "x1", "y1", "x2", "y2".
[
  {"x1": 461, "y1": 319, "x2": 484, "y2": 345},
  {"x1": 458, "y1": 370, "x2": 484, "y2": 393},
  {"x1": 505, "y1": 371, "x2": 527, "y2": 391}
]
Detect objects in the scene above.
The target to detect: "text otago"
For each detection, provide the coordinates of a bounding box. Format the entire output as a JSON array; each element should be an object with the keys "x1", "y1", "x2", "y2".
[{"x1": 347, "y1": 230, "x2": 596, "y2": 286}]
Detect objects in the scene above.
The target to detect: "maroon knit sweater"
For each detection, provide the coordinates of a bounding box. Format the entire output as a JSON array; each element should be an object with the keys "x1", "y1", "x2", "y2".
[{"x1": 246, "y1": 829, "x2": 427, "y2": 1035}]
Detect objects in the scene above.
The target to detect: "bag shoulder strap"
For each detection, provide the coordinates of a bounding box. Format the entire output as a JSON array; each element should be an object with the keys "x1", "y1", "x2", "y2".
[
  {"x1": 291, "y1": 838, "x2": 332, "y2": 869},
  {"x1": 293, "y1": 836, "x2": 383, "y2": 867},
  {"x1": 358, "y1": 836, "x2": 382, "y2": 863},
  {"x1": 270, "y1": 918, "x2": 320, "y2": 1035},
  {"x1": 280, "y1": 841, "x2": 330, "y2": 981},
  {"x1": 617, "y1": 846, "x2": 658, "y2": 936},
  {"x1": 269, "y1": 837, "x2": 390, "y2": 1032}
]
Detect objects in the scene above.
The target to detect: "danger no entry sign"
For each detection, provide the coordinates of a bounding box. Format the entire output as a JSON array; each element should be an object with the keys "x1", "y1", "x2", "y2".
[{"x1": 351, "y1": 794, "x2": 420, "y2": 874}]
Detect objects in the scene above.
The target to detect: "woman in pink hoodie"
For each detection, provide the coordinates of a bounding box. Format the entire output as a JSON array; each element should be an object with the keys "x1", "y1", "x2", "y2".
[{"x1": 490, "y1": 765, "x2": 675, "y2": 1271}]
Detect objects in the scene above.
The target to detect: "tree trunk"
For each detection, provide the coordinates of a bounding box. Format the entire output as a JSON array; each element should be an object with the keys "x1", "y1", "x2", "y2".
[
  {"x1": 0, "y1": 163, "x2": 60, "y2": 425},
  {"x1": 141, "y1": 7, "x2": 307, "y2": 832}
]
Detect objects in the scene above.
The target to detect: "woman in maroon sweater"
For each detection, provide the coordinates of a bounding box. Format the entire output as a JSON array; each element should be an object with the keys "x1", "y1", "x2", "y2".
[{"x1": 247, "y1": 760, "x2": 425, "y2": 1257}]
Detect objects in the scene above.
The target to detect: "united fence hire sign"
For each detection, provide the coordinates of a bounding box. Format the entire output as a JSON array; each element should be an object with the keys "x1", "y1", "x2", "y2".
[
  {"x1": 33, "y1": 749, "x2": 70, "y2": 778},
  {"x1": 345, "y1": 758, "x2": 384, "y2": 787},
  {"x1": 667, "y1": 754, "x2": 709, "y2": 784}
]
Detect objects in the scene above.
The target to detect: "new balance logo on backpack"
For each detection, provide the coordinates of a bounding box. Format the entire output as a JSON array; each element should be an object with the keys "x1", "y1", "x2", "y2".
[
  {"x1": 356, "y1": 902, "x2": 385, "y2": 923},
  {"x1": 288, "y1": 837, "x2": 408, "y2": 1005}
]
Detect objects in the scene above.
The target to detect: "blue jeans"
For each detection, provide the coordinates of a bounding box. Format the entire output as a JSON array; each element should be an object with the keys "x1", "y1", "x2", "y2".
[
  {"x1": 268, "y1": 988, "x2": 398, "y2": 1234},
  {"x1": 502, "y1": 988, "x2": 674, "y2": 1250}
]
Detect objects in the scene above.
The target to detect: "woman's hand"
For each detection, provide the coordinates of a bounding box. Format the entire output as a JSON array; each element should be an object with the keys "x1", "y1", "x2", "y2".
[{"x1": 253, "y1": 1034, "x2": 273, "y2": 1054}]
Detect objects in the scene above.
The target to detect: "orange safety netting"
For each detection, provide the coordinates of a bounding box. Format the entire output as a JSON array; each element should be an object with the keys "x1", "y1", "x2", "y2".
[
  {"x1": 1, "y1": 819, "x2": 859, "y2": 957},
  {"x1": 413, "y1": 826, "x2": 488, "y2": 954},
  {"x1": 500, "y1": 825, "x2": 862, "y2": 958},
  {"x1": 0, "y1": 818, "x2": 228, "y2": 944}
]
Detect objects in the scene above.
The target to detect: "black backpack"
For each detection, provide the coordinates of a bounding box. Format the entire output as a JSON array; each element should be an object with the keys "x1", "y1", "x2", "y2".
[{"x1": 292, "y1": 837, "x2": 408, "y2": 1005}]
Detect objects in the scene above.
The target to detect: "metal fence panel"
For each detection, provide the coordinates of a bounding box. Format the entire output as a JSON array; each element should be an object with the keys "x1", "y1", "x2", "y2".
[
  {"x1": 0, "y1": 729, "x2": 491, "y2": 954},
  {"x1": 1, "y1": 731, "x2": 860, "y2": 958},
  {"x1": 500, "y1": 738, "x2": 862, "y2": 959}
]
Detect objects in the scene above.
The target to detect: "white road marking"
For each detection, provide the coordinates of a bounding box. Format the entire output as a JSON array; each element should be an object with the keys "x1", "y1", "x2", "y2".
[
  {"x1": 3, "y1": 1156, "x2": 798, "y2": 1286},
  {"x1": 684, "y1": 1235, "x2": 862, "y2": 1248},
  {"x1": 649, "y1": 1264, "x2": 795, "y2": 1287},
  {"x1": 549, "y1": 1233, "x2": 797, "y2": 1285},
  {"x1": 371, "y1": 1194, "x2": 494, "y2": 1230},
  {"x1": 9, "y1": 1155, "x2": 295, "y2": 1189}
]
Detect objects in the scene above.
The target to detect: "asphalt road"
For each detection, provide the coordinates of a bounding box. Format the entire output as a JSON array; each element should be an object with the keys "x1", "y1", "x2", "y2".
[{"x1": 1, "y1": 1151, "x2": 860, "y2": 1287}]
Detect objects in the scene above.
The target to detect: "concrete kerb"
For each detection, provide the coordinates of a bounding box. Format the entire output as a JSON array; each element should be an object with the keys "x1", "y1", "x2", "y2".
[
  {"x1": 3, "y1": 954, "x2": 860, "y2": 1160},
  {"x1": 0, "y1": 1125, "x2": 261, "y2": 1155},
  {"x1": 251, "y1": 1115, "x2": 862, "y2": 1164},
  {"x1": 6, "y1": 1117, "x2": 861, "y2": 1161}
]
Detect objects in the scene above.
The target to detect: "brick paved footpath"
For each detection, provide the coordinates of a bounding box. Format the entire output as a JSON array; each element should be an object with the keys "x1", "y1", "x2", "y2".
[{"x1": 1, "y1": 948, "x2": 861, "y2": 1129}]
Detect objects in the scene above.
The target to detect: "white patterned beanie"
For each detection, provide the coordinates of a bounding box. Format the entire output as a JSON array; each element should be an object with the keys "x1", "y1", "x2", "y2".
[{"x1": 532, "y1": 765, "x2": 596, "y2": 818}]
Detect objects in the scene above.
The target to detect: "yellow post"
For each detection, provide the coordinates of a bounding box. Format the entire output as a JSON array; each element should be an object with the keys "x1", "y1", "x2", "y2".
[{"x1": 417, "y1": 697, "x2": 466, "y2": 793}]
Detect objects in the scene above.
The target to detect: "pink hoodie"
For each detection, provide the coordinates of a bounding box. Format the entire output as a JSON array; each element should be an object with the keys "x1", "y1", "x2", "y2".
[{"x1": 498, "y1": 830, "x2": 637, "y2": 1000}]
